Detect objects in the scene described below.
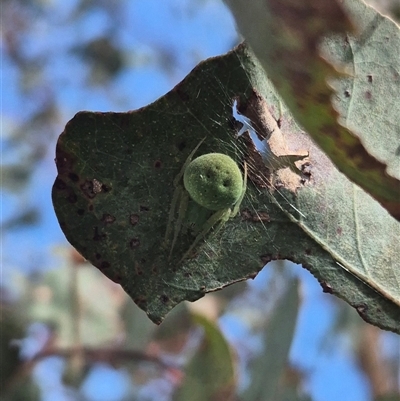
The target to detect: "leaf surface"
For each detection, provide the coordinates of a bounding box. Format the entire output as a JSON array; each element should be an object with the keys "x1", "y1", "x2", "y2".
[
  {"x1": 52, "y1": 43, "x2": 400, "y2": 332},
  {"x1": 174, "y1": 314, "x2": 236, "y2": 401},
  {"x1": 224, "y1": 0, "x2": 400, "y2": 220}
]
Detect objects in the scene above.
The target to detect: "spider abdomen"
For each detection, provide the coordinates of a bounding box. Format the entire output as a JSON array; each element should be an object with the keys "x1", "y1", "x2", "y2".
[{"x1": 183, "y1": 153, "x2": 243, "y2": 211}]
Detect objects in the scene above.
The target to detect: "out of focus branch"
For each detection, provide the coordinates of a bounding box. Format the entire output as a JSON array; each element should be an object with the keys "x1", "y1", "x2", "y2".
[{"x1": 357, "y1": 324, "x2": 394, "y2": 398}]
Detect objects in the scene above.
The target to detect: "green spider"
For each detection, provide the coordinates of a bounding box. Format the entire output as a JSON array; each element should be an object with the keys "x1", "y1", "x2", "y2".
[{"x1": 164, "y1": 138, "x2": 247, "y2": 262}]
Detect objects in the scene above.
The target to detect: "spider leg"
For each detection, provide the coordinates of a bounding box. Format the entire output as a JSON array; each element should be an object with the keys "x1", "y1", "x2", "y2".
[
  {"x1": 169, "y1": 190, "x2": 189, "y2": 260},
  {"x1": 231, "y1": 161, "x2": 247, "y2": 217},
  {"x1": 173, "y1": 137, "x2": 206, "y2": 187},
  {"x1": 164, "y1": 137, "x2": 206, "y2": 256},
  {"x1": 179, "y1": 208, "x2": 231, "y2": 263},
  {"x1": 164, "y1": 184, "x2": 183, "y2": 244}
]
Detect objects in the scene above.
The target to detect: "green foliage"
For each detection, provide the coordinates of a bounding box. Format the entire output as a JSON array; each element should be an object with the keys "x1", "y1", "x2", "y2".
[
  {"x1": 6, "y1": 0, "x2": 400, "y2": 400},
  {"x1": 225, "y1": 0, "x2": 400, "y2": 220},
  {"x1": 53, "y1": 40, "x2": 400, "y2": 332},
  {"x1": 0, "y1": 305, "x2": 27, "y2": 399},
  {"x1": 174, "y1": 314, "x2": 236, "y2": 401}
]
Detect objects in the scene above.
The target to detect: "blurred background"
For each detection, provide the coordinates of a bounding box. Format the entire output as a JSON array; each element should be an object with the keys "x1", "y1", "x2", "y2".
[{"x1": 2, "y1": 0, "x2": 400, "y2": 400}]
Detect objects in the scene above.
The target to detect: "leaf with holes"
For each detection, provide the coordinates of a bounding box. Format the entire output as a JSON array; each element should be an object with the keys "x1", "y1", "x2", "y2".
[
  {"x1": 225, "y1": 0, "x2": 400, "y2": 220},
  {"x1": 52, "y1": 43, "x2": 400, "y2": 331}
]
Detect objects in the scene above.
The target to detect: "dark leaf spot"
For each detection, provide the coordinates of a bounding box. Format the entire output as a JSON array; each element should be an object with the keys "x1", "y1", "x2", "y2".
[
  {"x1": 95, "y1": 253, "x2": 101, "y2": 260},
  {"x1": 241, "y1": 208, "x2": 252, "y2": 221},
  {"x1": 367, "y1": 74, "x2": 373, "y2": 83},
  {"x1": 101, "y1": 261, "x2": 110, "y2": 269},
  {"x1": 81, "y1": 180, "x2": 96, "y2": 199},
  {"x1": 102, "y1": 214, "x2": 116, "y2": 224},
  {"x1": 130, "y1": 237, "x2": 140, "y2": 249},
  {"x1": 89, "y1": 205, "x2": 94, "y2": 211},
  {"x1": 260, "y1": 254, "x2": 272, "y2": 264},
  {"x1": 321, "y1": 281, "x2": 333, "y2": 294},
  {"x1": 177, "y1": 141, "x2": 186, "y2": 152},
  {"x1": 344, "y1": 90, "x2": 351, "y2": 98},
  {"x1": 160, "y1": 294, "x2": 169, "y2": 304},
  {"x1": 356, "y1": 303, "x2": 368, "y2": 315},
  {"x1": 138, "y1": 300, "x2": 147, "y2": 309},
  {"x1": 55, "y1": 149, "x2": 75, "y2": 175},
  {"x1": 135, "y1": 298, "x2": 147, "y2": 309},
  {"x1": 305, "y1": 248, "x2": 312, "y2": 255},
  {"x1": 140, "y1": 205, "x2": 150, "y2": 212},
  {"x1": 365, "y1": 90, "x2": 372, "y2": 100},
  {"x1": 77, "y1": 209, "x2": 85, "y2": 216},
  {"x1": 241, "y1": 208, "x2": 270, "y2": 223},
  {"x1": 54, "y1": 178, "x2": 67, "y2": 190},
  {"x1": 101, "y1": 184, "x2": 111, "y2": 192},
  {"x1": 130, "y1": 214, "x2": 139, "y2": 226},
  {"x1": 68, "y1": 173, "x2": 79, "y2": 182},
  {"x1": 154, "y1": 160, "x2": 162, "y2": 169}
]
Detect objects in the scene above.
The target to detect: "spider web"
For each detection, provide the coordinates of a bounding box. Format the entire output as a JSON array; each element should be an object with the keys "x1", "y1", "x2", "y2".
[
  {"x1": 167, "y1": 65, "x2": 303, "y2": 260},
  {"x1": 52, "y1": 42, "x2": 400, "y2": 328},
  {"x1": 161, "y1": 52, "x2": 400, "y2": 315}
]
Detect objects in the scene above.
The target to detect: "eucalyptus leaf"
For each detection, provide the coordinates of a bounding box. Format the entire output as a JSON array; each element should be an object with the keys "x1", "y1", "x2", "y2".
[
  {"x1": 224, "y1": 0, "x2": 400, "y2": 221},
  {"x1": 174, "y1": 314, "x2": 236, "y2": 401},
  {"x1": 52, "y1": 43, "x2": 400, "y2": 331}
]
